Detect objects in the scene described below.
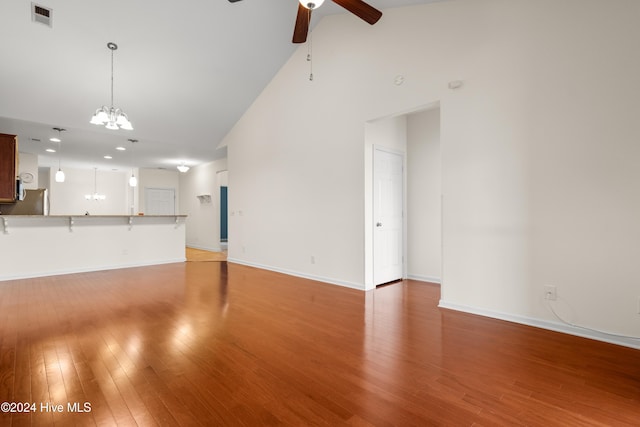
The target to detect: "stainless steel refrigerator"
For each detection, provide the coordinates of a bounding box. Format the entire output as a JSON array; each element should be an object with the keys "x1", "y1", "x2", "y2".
[{"x1": 0, "y1": 188, "x2": 48, "y2": 215}]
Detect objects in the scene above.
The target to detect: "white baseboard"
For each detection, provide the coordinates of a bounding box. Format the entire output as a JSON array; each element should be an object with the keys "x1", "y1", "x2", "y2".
[
  {"x1": 227, "y1": 258, "x2": 365, "y2": 291},
  {"x1": 407, "y1": 274, "x2": 441, "y2": 284},
  {"x1": 0, "y1": 258, "x2": 186, "y2": 282},
  {"x1": 438, "y1": 300, "x2": 640, "y2": 350}
]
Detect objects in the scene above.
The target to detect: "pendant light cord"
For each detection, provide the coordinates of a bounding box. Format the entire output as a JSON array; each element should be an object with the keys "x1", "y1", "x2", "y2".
[{"x1": 307, "y1": 8, "x2": 313, "y2": 81}]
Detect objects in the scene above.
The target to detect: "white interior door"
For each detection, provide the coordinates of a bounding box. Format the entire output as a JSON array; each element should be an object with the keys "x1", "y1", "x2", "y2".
[
  {"x1": 145, "y1": 188, "x2": 175, "y2": 215},
  {"x1": 373, "y1": 148, "x2": 404, "y2": 285}
]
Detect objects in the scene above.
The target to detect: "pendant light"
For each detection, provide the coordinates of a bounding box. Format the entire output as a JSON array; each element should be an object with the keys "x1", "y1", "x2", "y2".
[
  {"x1": 177, "y1": 162, "x2": 190, "y2": 173},
  {"x1": 90, "y1": 42, "x2": 133, "y2": 130},
  {"x1": 52, "y1": 127, "x2": 65, "y2": 182},
  {"x1": 128, "y1": 139, "x2": 138, "y2": 187}
]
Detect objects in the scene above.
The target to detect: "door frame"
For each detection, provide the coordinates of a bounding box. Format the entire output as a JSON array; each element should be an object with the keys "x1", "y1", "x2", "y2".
[
  {"x1": 364, "y1": 143, "x2": 407, "y2": 291},
  {"x1": 371, "y1": 145, "x2": 406, "y2": 287}
]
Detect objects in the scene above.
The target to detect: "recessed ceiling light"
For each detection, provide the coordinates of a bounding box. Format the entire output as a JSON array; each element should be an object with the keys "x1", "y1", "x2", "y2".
[
  {"x1": 46, "y1": 148, "x2": 56, "y2": 153},
  {"x1": 104, "y1": 155, "x2": 113, "y2": 159},
  {"x1": 116, "y1": 146, "x2": 126, "y2": 151},
  {"x1": 49, "y1": 137, "x2": 61, "y2": 142}
]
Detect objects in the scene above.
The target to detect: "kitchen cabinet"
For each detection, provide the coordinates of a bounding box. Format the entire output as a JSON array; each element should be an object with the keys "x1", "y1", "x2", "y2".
[{"x1": 0, "y1": 133, "x2": 18, "y2": 202}]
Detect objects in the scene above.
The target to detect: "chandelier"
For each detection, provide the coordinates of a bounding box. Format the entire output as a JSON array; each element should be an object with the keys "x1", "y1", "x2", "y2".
[
  {"x1": 90, "y1": 42, "x2": 133, "y2": 130},
  {"x1": 85, "y1": 168, "x2": 106, "y2": 201}
]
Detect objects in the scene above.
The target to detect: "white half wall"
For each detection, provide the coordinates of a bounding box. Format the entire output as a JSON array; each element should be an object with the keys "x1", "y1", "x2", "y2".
[
  {"x1": 0, "y1": 215, "x2": 186, "y2": 281},
  {"x1": 223, "y1": 0, "x2": 640, "y2": 345}
]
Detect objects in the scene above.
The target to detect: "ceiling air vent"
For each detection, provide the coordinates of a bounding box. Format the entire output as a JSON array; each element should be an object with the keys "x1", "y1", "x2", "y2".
[{"x1": 31, "y1": 3, "x2": 52, "y2": 27}]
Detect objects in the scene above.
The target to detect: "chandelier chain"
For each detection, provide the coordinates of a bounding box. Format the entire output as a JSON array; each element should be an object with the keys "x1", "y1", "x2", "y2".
[{"x1": 307, "y1": 8, "x2": 313, "y2": 81}]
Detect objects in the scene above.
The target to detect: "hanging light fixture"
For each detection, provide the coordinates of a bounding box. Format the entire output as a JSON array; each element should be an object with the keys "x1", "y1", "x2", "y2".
[
  {"x1": 177, "y1": 162, "x2": 190, "y2": 173},
  {"x1": 52, "y1": 127, "x2": 66, "y2": 183},
  {"x1": 90, "y1": 42, "x2": 133, "y2": 130},
  {"x1": 85, "y1": 168, "x2": 106, "y2": 200},
  {"x1": 128, "y1": 139, "x2": 138, "y2": 187}
]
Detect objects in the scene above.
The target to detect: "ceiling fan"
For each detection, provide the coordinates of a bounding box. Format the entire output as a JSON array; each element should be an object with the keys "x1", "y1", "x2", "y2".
[{"x1": 228, "y1": 0, "x2": 382, "y2": 44}]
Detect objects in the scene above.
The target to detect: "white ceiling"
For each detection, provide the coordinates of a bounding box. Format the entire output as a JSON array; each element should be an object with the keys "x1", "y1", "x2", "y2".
[{"x1": 0, "y1": 0, "x2": 441, "y2": 172}]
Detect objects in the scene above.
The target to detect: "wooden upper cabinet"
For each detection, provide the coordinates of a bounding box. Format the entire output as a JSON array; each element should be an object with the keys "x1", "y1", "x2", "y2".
[{"x1": 0, "y1": 133, "x2": 18, "y2": 203}]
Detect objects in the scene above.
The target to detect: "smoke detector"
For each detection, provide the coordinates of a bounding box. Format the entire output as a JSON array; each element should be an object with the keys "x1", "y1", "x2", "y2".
[{"x1": 31, "y1": 3, "x2": 53, "y2": 28}]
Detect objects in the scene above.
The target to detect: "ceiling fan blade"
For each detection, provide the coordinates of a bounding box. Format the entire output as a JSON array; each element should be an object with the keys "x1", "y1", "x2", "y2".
[
  {"x1": 292, "y1": 3, "x2": 311, "y2": 44},
  {"x1": 228, "y1": 0, "x2": 243, "y2": 2},
  {"x1": 331, "y1": 0, "x2": 382, "y2": 25}
]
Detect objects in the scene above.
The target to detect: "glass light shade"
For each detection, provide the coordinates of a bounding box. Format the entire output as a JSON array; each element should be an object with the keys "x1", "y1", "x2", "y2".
[
  {"x1": 299, "y1": 0, "x2": 324, "y2": 8},
  {"x1": 55, "y1": 169, "x2": 65, "y2": 183},
  {"x1": 90, "y1": 109, "x2": 110, "y2": 124},
  {"x1": 129, "y1": 174, "x2": 138, "y2": 187},
  {"x1": 116, "y1": 113, "x2": 128, "y2": 125},
  {"x1": 105, "y1": 121, "x2": 119, "y2": 130},
  {"x1": 177, "y1": 165, "x2": 190, "y2": 173},
  {"x1": 119, "y1": 120, "x2": 133, "y2": 130}
]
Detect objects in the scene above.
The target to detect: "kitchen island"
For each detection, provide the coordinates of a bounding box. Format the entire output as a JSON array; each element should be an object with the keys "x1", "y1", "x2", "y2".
[{"x1": 0, "y1": 215, "x2": 186, "y2": 281}]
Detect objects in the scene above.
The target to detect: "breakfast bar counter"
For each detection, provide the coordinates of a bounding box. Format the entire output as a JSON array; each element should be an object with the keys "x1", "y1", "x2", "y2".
[{"x1": 0, "y1": 215, "x2": 187, "y2": 281}]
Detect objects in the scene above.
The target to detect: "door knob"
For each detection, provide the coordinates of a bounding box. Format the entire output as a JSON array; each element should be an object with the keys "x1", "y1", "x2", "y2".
[{"x1": 376, "y1": 222, "x2": 382, "y2": 227}]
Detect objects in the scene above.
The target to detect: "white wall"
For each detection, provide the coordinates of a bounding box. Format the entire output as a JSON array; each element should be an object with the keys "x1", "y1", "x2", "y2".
[
  {"x1": 139, "y1": 168, "x2": 180, "y2": 214},
  {"x1": 407, "y1": 108, "x2": 441, "y2": 283},
  {"x1": 17, "y1": 151, "x2": 39, "y2": 190},
  {"x1": 49, "y1": 167, "x2": 130, "y2": 215},
  {"x1": 179, "y1": 159, "x2": 228, "y2": 251},
  {"x1": 43, "y1": 166, "x2": 185, "y2": 216},
  {"x1": 224, "y1": 0, "x2": 640, "y2": 348}
]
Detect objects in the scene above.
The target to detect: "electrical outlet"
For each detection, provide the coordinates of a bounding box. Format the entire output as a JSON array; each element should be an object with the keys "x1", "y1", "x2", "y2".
[{"x1": 544, "y1": 285, "x2": 557, "y2": 301}]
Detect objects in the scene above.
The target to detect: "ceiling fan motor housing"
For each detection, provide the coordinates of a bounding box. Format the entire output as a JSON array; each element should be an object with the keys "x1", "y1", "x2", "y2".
[{"x1": 300, "y1": 0, "x2": 324, "y2": 9}]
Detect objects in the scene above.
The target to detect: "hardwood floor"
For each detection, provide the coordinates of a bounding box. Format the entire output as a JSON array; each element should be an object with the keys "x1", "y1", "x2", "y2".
[
  {"x1": 0, "y1": 261, "x2": 639, "y2": 426},
  {"x1": 185, "y1": 248, "x2": 227, "y2": 262}
]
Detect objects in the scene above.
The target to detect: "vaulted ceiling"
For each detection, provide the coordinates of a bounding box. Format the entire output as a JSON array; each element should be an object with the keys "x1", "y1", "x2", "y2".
[{"x1": 0, "y1": 0, "x2": 442, "y2": 172}]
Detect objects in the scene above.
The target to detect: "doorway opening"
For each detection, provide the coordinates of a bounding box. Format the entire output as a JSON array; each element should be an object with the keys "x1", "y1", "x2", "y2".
[
  {"x1": 364, "y1": 104, "x2": 442, "y2": 290},
  {"x1": 220, "y1": 186, "x2": 228, "y2": 245},
  {"x1": 217, "y1": 170, "x2": 229, "y2": 251}
]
